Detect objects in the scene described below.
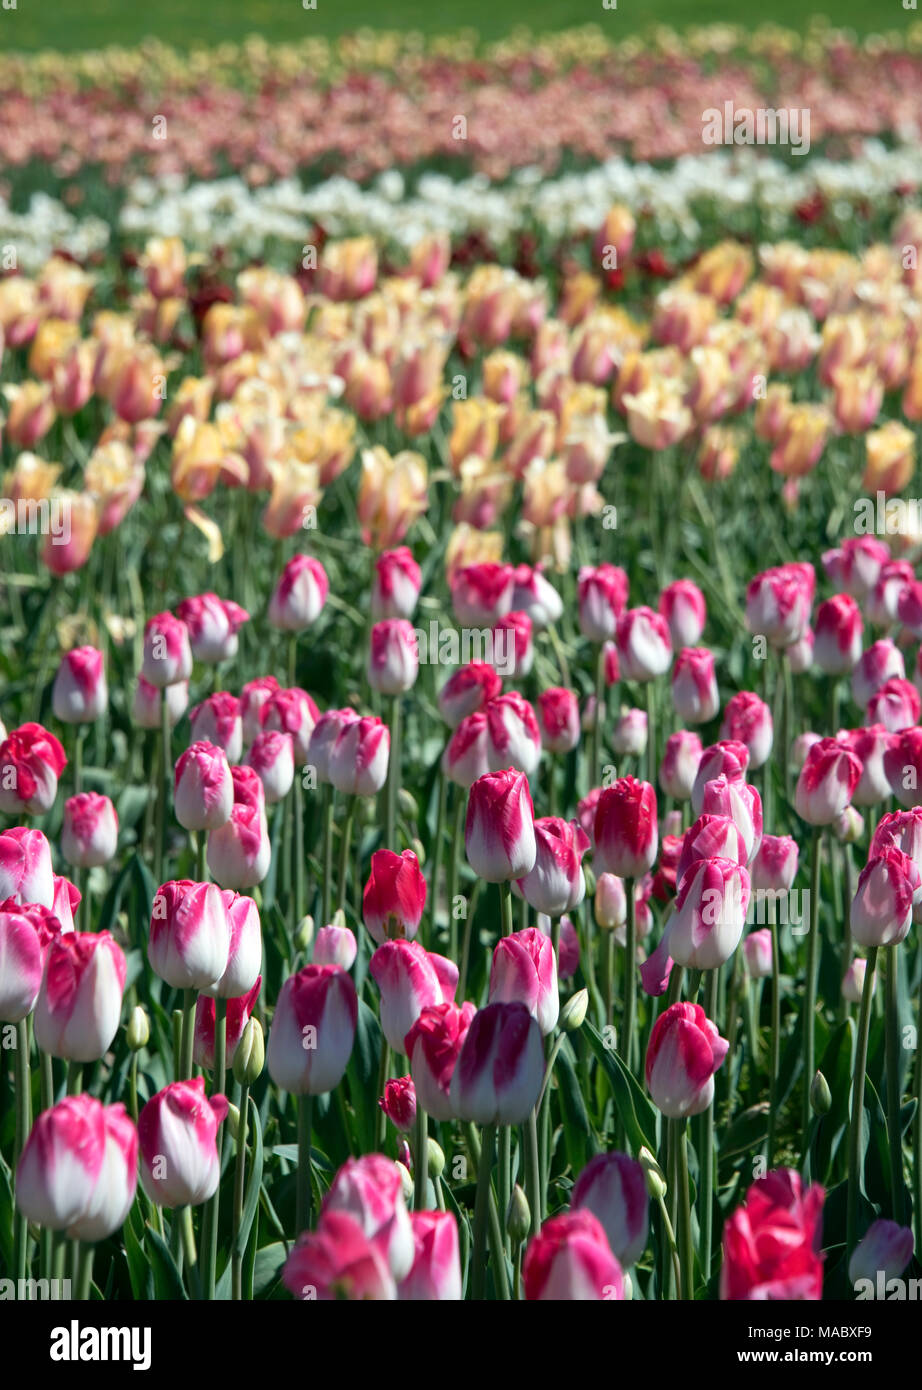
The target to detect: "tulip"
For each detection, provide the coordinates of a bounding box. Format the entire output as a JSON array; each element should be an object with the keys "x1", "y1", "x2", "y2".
[
  {"x1": 594, "y1": 873, "x2": 627, "y2": 931},
  {"x1": 400, "y1": 1211, "x2": 462, "y2": 1300},
  {"x1": 193, "y1": 979, "x2": 261, "y2": 1070},
  {"x1": 207, "y1": 802, "x2": 272, "y2": 888},
  {"x1": 743, "y1": 929, "x2": 773, "y2": 978},
  {"x1": 148, "y1": 880, "x2": 230, "y2": 991},
  {"x1": 659, "y1": 730, "x2": 703, "y2": 800},
  {"x1": 612, "y1": 708, "x2": 648, "y2": 757},
  {"x1": 850, "y1": 849, "x2": 920, "y2": 948},
  {"x1": 328, "y1": 715, "x2": 390, "y2": 797},
  {"x1": 593, "y1": 777, "x2": 658, "y2": 879},
  {"x1": 379, "y1": 1077, "x2": 417, "y2": 1134},
  {"x1": 0, "y1": 826, "x2": 55, "y2": 907},
  {"x1": 405, "y1": 1002, "x2": 477, "y2": 1122},
  {"x1": 133, "y1": 676, "x2": 189, "y2": 730},
  {"x1": 577, "y1": 564, "x2": 629, "y2": 642},
  {"x1": 699, "y1": 775, "x2": 763, "y2": 863},
  {"x1": 189, "y1": 692, "x2": 243, "y2": 762},
  {"x1": 52, "y1": 646, "x2": 107, "y2": 724},
  {"x1": 323, "y1": 1154, "x2": 415, "y2": 1281},
  {"x1": 466, "y1": 768, "x2": 536, "y2": 883},
  {"x1": 450, "y1": 563, "x2": 514, "y2": 626},
  {"x1": 15, "y1": 1095, "x2": 106, "y2": 1232},
  {"x1": 437, "y1": 662, "x2": 502, "y2": 728},
  {"x1": 51, "y1": 876, "x2": 80, "y2": 933},
  {"x1": 794, "y1": 737, "x2": 862, "y2": 825},
  {"x1": 140, "y1": 611, "x2": 193, "y2": 688},
  {"x1": 671, "y1": 647, "x2": 719, "y2": 725},
  {"x1": 68, "y1": 1103, "x2": 138, "y2": 1242},
  {"x1": 676, "y1": 813, "x2": 748, "y2": 883},
  {"x1": 849, "y1": 1219, "x2": 914, "y2": 1288},
  {"x1": 267, "y1": 964, "x2": 358, "y2": 1095},
  {"x1": 489, "y1": 927, "x2": 559, "y2": 1035},
  {"x1": 244, "y1": 729, "x2": 295, "y2": 804},
  {"x1": 372, "y1": 548, "x2": 422, "y2": 621},
  {"x1": 282, "y1": 1210, "x2": 396, "y2": 1301},
  {"x1": 368, "y1": 620, "x2": 419, "y2": 695},
  {"x1": 449, "y1": 1001, "x2": 545, "y2": 1126},
  {"x1": 720, "y1": 1168, "x2": 824, "y2": 1300},
  {"x1": 0, "y1": 723, "x2": 67, "y2": 815},
  {"x1": 363, "y1": 850, "x2": 427, "y2": 947},
  {"x1": 645, "y1": 1001, "x2": 728, "y2": 1118},
  {"x1": 852, "y1": 639, "x2": 904, "y2": 710},
  {"x1": 616, "y1": 606, "x2": 672, "y2": 682},
  {"x1": 511, "y1": 564, "x2": 563, "y2": 631},
  {"x1": 61, "y1": 792, "x2": 118, "y2": 868},
  {"x1": 34, "y1": 930, "x2": 127, "y2": 1062},
  {"x1": 442, "y1": 711, "x2": 490, "y2": 789},
  {"x1": 268, "y1": 554, "x2": 329, "y2": 631},
  {"x1": 492, "y1": 611, "x2": 533, "y2": 680},
  {"x1": 239, "y1": 676, "x2": 280, "y2": 744},
  {"x1": 0, "y1": 900, "x2": 48, "y2": 1022},
  {"x1": 174, "y1": 593, "x2": 249, "y2": 666},
  {"x1": 313, "y1": 923, "x2": 357, "y2": 970},
  {"x1": 484, "y1": 692, "x2": 541, "y2": 776},
  {"x1": 690, "y1": 739, "x2": 749, "y2": 815},
  {"x1": 514, "y1": 818, "x2": 589, "y2": 918},
  {"x1": 866, "y1": 678, "x2": 920, "y2": 733},
  {"x1": 664, "y1": 857, "x2": 751, "y2": 969},
  {"x1": 523, "y1": 1209, "x2": 625, "y2": 1300},
  {"x1": 174, "y1": 740, "x2": 234, "y2": 830},
  {"x1": 571, "y1": 1152, "x2": 649, "y2": 1266},
  {"x1": 745, "y1": 566, "x2": 811, "y2": 648},
  {"x1": 139, "y1": 1078, "x2": 228, "y2": 1208},
  {"x1": 369, "y1": 940, "x2": 456, "y2": 1055},
  {"x1": 720, "y1": 691, "x2": 773, "y2": 770},
  {"x1": 260, "y1": 687, "x2": 319, "y2": 762},
  {"x1": 536, "y1": 687, "x2": 580, "y2": 754},
  {"x1": 212, "y1": 891, "x2": 261, "y2": 999},
  {"x1": 814, "y1": 594, "x2": 863, "y2": 676},
  {"x1": 659, "y1": 580, "x2": 706, "y2": 647},
  {"x1": 786, "y1": 628, "x2": 814, "y2": 674}
]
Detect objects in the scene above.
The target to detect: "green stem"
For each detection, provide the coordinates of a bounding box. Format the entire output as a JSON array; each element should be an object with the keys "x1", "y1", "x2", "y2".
[
  {"x1": 232, "y1": 1084, "x2": 250, "y2": 1300},
  {"x1": 591, "y1": 645, "x2": 605, "y2": 784},
  {"x1": 767, "y1": 916, "x2": 781, "y2": 1167},
  {"x1": 297, "y1": 1093, "x2": 314, "y2": 1234},
  {"x1": 673, "y1": 1117, "x2": 694, "y2": 1301},
  {"x1": 156, "y1": 689, "x2": 171, "y2": 886},
  {"x1": 180, "y1": 1205, "x2": 201, "y2": 1299},
  {"x1": 525, "y1": 1109, "x2": 541, "y2": 1237},
  {"x1": 179, "y1": 988, "x2": 195, "y2": 1080},
  {"x1": 699, "y1": 968, "x2": 718, "y2": 1282},
  {"x1": 645, "y1": 678, "x2": 657, "y2": 790},
  {"x1": 66, "y1": 1061, "x2": 83, "y2": 1096},
  {"x1": 386, "y1": 695, "x2": 402, "y2": 850},
  {"x1": 885, "y1": 946, "x2": 905, "y2": 1223},
  {"x1": 374, "y1": 1042, "x2": 391, "y2": 1148},
  {"x1": 321, "y1": 787, "x2": 335, "y2": 926},
  {"x1": 624, "y1": 877, "x2": 636, "y2": 1074},
  {"x1": 202, "y1": 997, "x2": 227, "y2": 1301},
  {"x1": 447, "y1": 791, "x2": 465, "y2": 969},
  {"x1": 471, "y1": 1123, "x2": 497, "y2": 1300},
  {"x1": 414, "y1": 1103, "x2": 428, "y2": 1210},
  {"x1": 76, "y1": 1243, "x2": 94, "y2": 1300},
  {"x1": 337, "y1": 799, "x2": 356, "y2": 912},
  {"x1": 847, "y1": 945, "x2": 879, "y2": 1258},
  {"x1": 13, "y1": 1018, "x2": 31, "y2": 1281},
  {"x1": 294, "y1": 776, "x2": 305, "y2": 923},
  {"x1": 431, "y1": 767, "x2": 448, "y2": 943},
  {"x1": 802, "y1": 826, "x2": 822, "y2": 1150}
]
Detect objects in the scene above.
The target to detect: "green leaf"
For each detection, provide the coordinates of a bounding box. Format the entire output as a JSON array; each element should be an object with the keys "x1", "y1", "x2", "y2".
[
  {"x1": 584, "y1": 1022, "x2": 657, "y2": 1155},
  {"x1": 555, "y1": 1039, "x2": 593, "y2": 1174},
  {"x1": 144, "y1": 1222, "x2": 188, "y2": 1300},
  {"x1": 252, "y1": 1240, "x2": 287, "y2": 1300},
  {"x1": 235, "y1": 1097, "x2": 264, "y2": 1259}
]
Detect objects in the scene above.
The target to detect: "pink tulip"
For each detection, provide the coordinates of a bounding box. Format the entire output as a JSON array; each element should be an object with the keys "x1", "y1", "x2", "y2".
[
  {"x1": 0, "y1": 723, "x2": 67, "y2": 815},
  {"x1": 372, "y1": 547, "x2": 421, "y2": 621},
  {"x1": 449, "y1": 1001, "x2": 545, "y2": 1125},
  {"x1": 850, "y1": 848, "x2": 920, "y2": 948},
  {"x1": 193, "y1": 978, "x2": 261, "y2": 1070},
  {"x1": 322, "y1": 1154, "x2": 414, "y2": 1281},
  {"x1": 363, "y1": 849, "x2": 427, "y2": 946},
  {"x1": 515, "y1": 817, "x2": 589, "y2": 917},
  {"x1": 437, "y1": 662, "x2": 502, "y2": 727},
  {"x1": 0, "y1": 826, "x2": 55, "y2": 906},
  {"x1": 671, "y1": 647, "x2": 719, "y2": 724},
  {"x1": 140, "y1": 611, "x2": 193, "y2": 688},
  {"x1": 837, "y1": 726, "x2": 895, "y2": 806},
  {"x1": 612, "y1": 708, "x2": 647, "y2": 756},
  {"x1": 823, "y1": 536, "x2": 889, "y2": 600},
  {"x1": 571, "y1": 1152, "x2": 649, "y2": 1266},
  {"x1": 578, "y1": 564, "x2": 629, "y2": 641},
  {"x1": 368, "y1": 619, "x2": 419, "y2": 695},
  {"x1": 189, "y1": 691, "x2": 243, "y2": 762},
  {"x1": 843, "y1": 957, "x2": 874, "y2": 1004},
  {"x1": 313, "y1": 924, "x2": 357, "y2": 969},
  {"x1": 51, "y1": 875, "x2": 80, "y2": 933},
  {"x1": 175, "y1": 593, "x2": 249, "y2": 664},
  {"x1": 794, "y1": 737, "x2": 862, "y2": 825},
  {"x1": 699, "y1": 775, "x2": 763, "y2": 863},
  {"x1": 442, "y1": 710, "x2": 491, "y2": 788},
  {"x1": 594, "y1": 873, "x2": 627, "y2": 930},
  {"x1": 537, "y1": 687, "x2": 580, "y2": 754},
  {"x1": 719, "y1": 691, "x2": 773, "y2": 770},
  {"x1": 211, "y1": 890, "x2": 261, "y2": 998},
  {"x1": 174, "y1": 740, "x2": 234, "y2": 830},
  {"x1": 267, "y1": 964, "x2": 357, "y2": 1094},
  {"x1": 133, "y1": 675, "x2": 189, "y2": 729},
  {"x1": 61, "y1": 792, "x2": 118, "y2": 868},
  {"x1": 645, "y1": 1001, "x2": 728, "y2": 1118},
  {"x1": 511, "y1": 564, "x2": 563, "y2": 630},
  {"x1": 268, "y1": 554, "x2": 329, "y2": 631},
  {"x1": 852, "y1": 639, "x2": 904, "y2": 710},
  {"x1": 260, "y1": 687, "x2": 319, "y2": 761},
  {"x1": 523, "y1": 1209, "x2": 625, "y2": 1300},
  {"x1": 239, "y1": 675, "x2": 280, "y2": 743},
  {"x1": 814, "y1": 594, "x2": 863, "y2": 675},
  {"x1": 15, "y1": 1094, "x2": 106, "y2": 1232},
  {"x1": 68, "y1": 1102, "x2": 138, "y2": 1242},
  {"x1": 743, "y1": 929, "x2": 773, "y2": 978},
  {"x1": 465, "y1": 767, "x2": 536, "y2": 882},
  {"x1": 52, "y1": 646, "x2": 107, "y2": 724},
  {"x1": 745, "y1": 564, "x2": 812, "y2": 648},
  {"x1": 867, "y1": 560, "x2": 914, "y2": 626},
  {"x1": 691, "y1": 739, "x2": 749, "y2": 815},
  {"x1": 593, "y1": 777, "x2": 658, "y2": 879},
  {"x1": 720, "y1": 1168, "x2": 824, "y2": 1300},
  {"x1": 492, "y1": 611, "x2": 534, "y2": 680},
  {"x1": 450, "y1": 563, "x2": 514, "y2": 626},
  {"x1": 148, "y1": 879, "x2": 230, "y2": 990},
  {"x1": 139, "y1": 1078, "x2": 228, "y2": 1208},
  {"x1": 0, "y1": 899, "x2": 49, "y2": 1021},
  {"x1": 676, "y1": 813, "x2": 748, "y2": 883},
  {"x1": 34, "y1": 930, "x2": 127, "y2": 1062},
  {"x1": 489, "y1": 927, "x2": 559, "y2": 1034},
  {"x1": 849, "y1": 1219, "x2": 914, "y2": 1286},
  {"x1": 399, "y1": 1211, "x2": 462, "y2": 1300},
  {"x1": 751, "y1": 834, "x2": 799, "y2": 892},
  {"x1": 484, "y1": 691, "x2": 541, "y2": 776},
  {"x1": 659, "y1": 730, "x2": 703, "y2": 800},
  {"x1": 282, "y1": 1210, "x2": 396, "y2": 1301},
  {"x1": 898, "y1": 580, "x2": 922, "y2": 639},
  {"x1": 663, "y1": 856, "x2": 751, "y2": 970},
  {"x1": 867, "y1": 678, "x2": 920, "y2": 733},
  {"x1": 328, "y1": 715, "x2": 390, "y2": 796},
  {"x1": 379, "y1": 1076, "x2": 417, "y2": 1133},
  {"x1": 659, "y1": 579, "x2": 706, "y2": 647},
  {"x1": 369, "y1": 939, "x2": 456, "y2": 1054},
  {"x1": 207, "y1": 802, "x2": 272, "y2": 888},
  {"x1": 244, "y1": 729, "x2": 295, "y2": 804},
  {"x1": 616, "y1": 606, "x2": 673, "y2": 681},
  {"x1": 405, "y1": 1001, "x2": 477, "y2": 1122}
]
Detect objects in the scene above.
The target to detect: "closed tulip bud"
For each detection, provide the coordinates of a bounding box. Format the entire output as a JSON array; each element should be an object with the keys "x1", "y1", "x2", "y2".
[
  {"x1": 133, "y1": 675, "x2": 189, "y2": 730},
  {"x1": 404, "y1": 1001, "x2": 476, "y2": 1121},
  {"x1": 244, "y1": 729, "x2": 294, "y2": 804},
  {"x1": 848, "y1": 1219, "x2": 914, "y2": 1286},
  {"x1": 639, "y1": 1146, "x2": 668, "y2": 1201},
  {"x1": 189, "y1": 691, "x2": 243, "y2": 762},
  {"x1": 523, "y1": 1209, "x2": 625, "y2": 1301},
  {"x1": 368, "y1": 619, "x2": 419, "y2": 695},
  {"x1": 126, "y1": 1004, "x2": 150, "y2": 1051},
  {"x1": 450, "y1": 1001, "x2": 545, "y2": 1126},
  {"x1": 720, "y1": 691, "x2": 773, "y2": 770},
  {"x1": 282, "y1": 1210, "x2": 396, "y2": 1301},
  {"x1": 323, "y1": 1154, "x2": 415, "y2": 1282},
  {"x1": 0, "y1": 826, "x2": 54, "y2": 907},
  {"x1": 745, "y1": 565, "x2": 811, "y2": 648},
  {"x1": 536, "y1": 687, "x2": 580, "y2": 754},
  {"x1": 268, "y1": 964, "x2": 358, "y2": 1095},
  {"x1": 313, "y1": 923, "x2": 357, "y2": 969},
  {"x1": 795, "y1": 737, "x2": 862, "y2": 825},
  {"x1": 175, "y1": 593, "x2": 249, "y2": 665},
  {"x1": 833, "y1": 805, "x2": 865, "y2": 844},
  {"x1": 645, "y1": 1001, "x2": 728, "y2": 1118},
  {"x1": 363, "y1": 850, "x2": 427, "y2": 946},
  {"x1": 466, "y1": 767, "x2": 536, "y2": 882},
  {"x1": 671, "y1": 647, "x2": 719, "y2": 724},
  {"x1": 612, "y1": 708, "x2": 647, "y2": 757},
  {"x1": 15, "y1": 1095, "x2": 106, "y2": 1232},
  {"x1": 751, "y1": 834, "x2": 799, "y2": 892},
  {"x1": 659, "y1": 579, "x2": 706, "y2": 648},
  {"x1": 268, "y1": 554, "x2": 329, "y2": 631},
  {"x1": 139, "y1": 1078, "x2": 228, "y2": 1208},
  {"x1": 61, "y1": 792, "x2": 118, "y2": 868},
  {"x1": 174, "y1": 740, "x2": 234, "y2": 830},
  {"x1": 883, "y1": 728, "x2": 922, "y2": 808},
  {"x1": 379, "y1": 1076, "x2": 417, "y2": 1133},
  {"x1": 659, "y1": 729, "x2": 703, "y2": 801},
  {"x1": 572, "y1": 1152, "x2": 649, "y2": 1266},
  {"x1": 0, "y1": 723, "x2": 67, "y2": 815},
  {"x1": 720, "y1": 1168, "x2": 824, "y2": 1300},
  {"x1": 147, "y1": 879, "x2": 229, "y2": 991},
  {"x1": 34, "y1": 930, "x2": 127, "y2": 1062},
  {"x1": 207, "y1": 802, "x2": 271, "y2": 888},
  {"x1": 843, "y1": 956, "x2": 874, "y2": 1004},
  {"x1": 329, "y1": 715, "x2": 390, "y2": 797},
  {"x1": 578, "y1": 564, "x2": 629, "y2": 642},
  {"x1": 850, "y1": 848, "x2": 920, "y2": 947},
  {"x1": 594, "y1": 872, "x2": 627, "y2": 930},
  {"x1": 743, "y1": 928, "x2": 773, "y2": 978},
  {"x1": 561, "y1": 987, "x2": 589, "y2": 1032},
  {"x1": 484, "y1": 692, "x2": 541, "y2": 776},
  {"x1": 371, "y1": 547, "x2": 422, "y2": 621},
  {"x1": 594, "y1": 777, "x2": 658, "y2": 879},
  {"x1": 814, "y1": 594, "x2": 863, "y2": 675},
  {"x1": 617, "y1": 606, "x2": 673, "y2": 681},
  {"x1": 810, "y1": 1070, "x2": 832, "y2": 1117},
  {"x1": 852, "y1": 640, "x2": 904, "y2": 710},
  {"x1": 194, "y1": 978, "x2": 261, "y2": 1070},
  {"x1": 141, "y1": 611, "x2": 193, "y2": 689},
  {"x1": 437, "y1": 662, "x2": 502, "y2": 728},
  {"x1": 52, "y1": 646, "x2": 107, "y2": 724},
  {"x1": 233, "y1": 1016, "x2": 265, "y2": 1085},
  {"x1": 691, "y1": 739, "x2": 749, "y2": 815},
  {"x1": 489, "y1": 927, "x2": 559, "y2": 1035},
  {"x1": 515, "y1": 818, "x2": 589, "y2": 918},
  {"x1": 0, "y1": 900, "x2": 48, "y2": 1023},
  {"x1": 507, "y1": 1184, "x2": 532, "y2": 1244}
]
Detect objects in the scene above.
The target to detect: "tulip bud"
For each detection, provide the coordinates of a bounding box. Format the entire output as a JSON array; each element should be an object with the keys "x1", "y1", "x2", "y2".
[
  {"x1": 842, "y1": 956, "x2": 875, "y2": 1004},
  {"x1": 515, "y1": 817, "x2": 589, "y2": 918},
  {"x1": 126, "y1": 1005, "x2": 150, "y2": 1052},
  {"x1": 34, "y1": 931, "x2": 127, "y2": 1062},
  {"x1": 372, "y1": 547, "x2": 422, "y2": 621},
  {"x1": 313, "y1": 923, "x2": 357, "y2": 969},
  {"x1": 536, "y1": 687, "x2": 580, "y2": 755},
  {"x1": 52, "y1": 646, "x2": 108, "y2": 724},
  {"x1": 743, "y1": 929, "x2": 773, "y2": 979},
  {"x1": 267, "y1": 964, "x2": 358, "y2": 1095},
  {"x1": 244, "y1": 729, "x2": 295, "y2": 804},
  {"x1": 141, "y1": 611, "x2": 193, "y2": 689},
  {"x1": 645, "y1": 1001, "x2": 728, "y2": 1118},
  {"x1": 233, "y1": 1016, "x2": 265, "y2": 1085},
  {"x1": 484, "y1": 692, "x2": 541, "y2": 777},
  {"x1": 659, "y1": 730, "x2": 703, "y2": 801},
  {"x1": 814, "y1": 594, "x2": 863, "y2": 675},
  {"x1": 561, "y1": 988, "x2": 589, "y2": 1032},
  {"x1": 368, "y1": 619, "x2": 420, "y2": 695},
  {"x1": 61, "y1": 792, "x2": 119, "y2": 868},
  {"x1": 174, "y1": 741, "x2": 234, "y2": 830},
  {"x1": 578, "y1": 564, "x2": 628, "y2": 642},
  {"x1": 612, "y1": 708, "x2": 647, "y2": 757},
  {"x1": 506, "y1": 1184, "x2": 531, "y2": 1244},
  {"x1": 617, "y1": 606, "x2": 672, "y2": 681},
  {"x1": 268, "y1": 554, "x2": 329, "y2": 631},
  {"x1": 427, "y1": 1139, "x2": 445, "y2": 1180},
  {"x1": 175, "y1": 593, "x2": 249, "y2": 665},
  {"x1": 671, "y1": 647, "x2": 719, "y2": 725},
  {"x1": 719, "y1": 691, "x2": 773, "y2": 770},
  {"x1": 466, "y1": 768, "x2": 536, "y2": 882},
  {"x1": 638, "y1": 1146, "x2": 668, "y2": 1202},
  {"x1": 810, "y1": 1070, "x2": 832, "y2": 1116}
]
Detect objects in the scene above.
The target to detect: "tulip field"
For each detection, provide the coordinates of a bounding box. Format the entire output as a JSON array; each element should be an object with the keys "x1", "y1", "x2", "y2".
[{"x1": 4, "y1": 14, "x2": 922, "y2": 1321}]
